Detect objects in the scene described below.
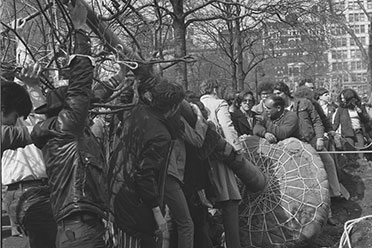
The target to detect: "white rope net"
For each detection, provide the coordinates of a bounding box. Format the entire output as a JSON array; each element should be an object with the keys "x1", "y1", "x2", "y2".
[{"x1": 239, "y1": 137, "x2": 330, "y2": 248}]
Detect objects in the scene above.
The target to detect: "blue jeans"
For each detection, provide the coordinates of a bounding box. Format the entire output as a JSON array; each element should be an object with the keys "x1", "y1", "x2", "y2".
[
  {"x1": 56, "y1": 215, "x2": 106, "y2": 248},
  {"x1": 165, "y1": 175, "x2": 194, "y2": 248}
]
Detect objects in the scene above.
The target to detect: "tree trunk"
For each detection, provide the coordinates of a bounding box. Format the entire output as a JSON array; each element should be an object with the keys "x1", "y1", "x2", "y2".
[
  {"x1": 235, "y1": 18, "x2": 244, "y2": 91},
  {"x1": 171, "y1": 0, "x2": 188, "y2": 89}
]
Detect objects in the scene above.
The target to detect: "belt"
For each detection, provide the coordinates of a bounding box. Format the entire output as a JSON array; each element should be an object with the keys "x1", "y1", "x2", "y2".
[
  {"x1": 7, "y1": 179, "x2": 48, "y2": 191},
  {"x1": 59, "y1": 212, "x2": 100, "y2": 225}
]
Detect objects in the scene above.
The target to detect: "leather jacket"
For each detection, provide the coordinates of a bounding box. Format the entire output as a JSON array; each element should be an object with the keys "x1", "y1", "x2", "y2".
[
  {"x1": 109, "y1": 104, "x2": 174, "y2": 236},
  {"x1": 31, "y1": 57, "x2": 108, "y2": 222}
]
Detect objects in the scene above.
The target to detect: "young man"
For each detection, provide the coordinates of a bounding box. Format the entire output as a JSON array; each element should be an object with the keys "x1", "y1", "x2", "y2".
[
  {"x1": 31, "y1": 28, "x2": 108, "y2": 247},
  {"x1": 109, "y1": 78, "x2": 185, "y2": 247},
  {"x1": 1, "y1": 81, "x2": 33, "y2": 155},
  {"x1": 252, "y1": 81, "x2": 274, "y2": 115},
  {"x1": 231, "y1": 90, "x2": 256, "y2": 137},
  {"x1": 2, "y1": 75, "x2": 57, "y2": 247}
]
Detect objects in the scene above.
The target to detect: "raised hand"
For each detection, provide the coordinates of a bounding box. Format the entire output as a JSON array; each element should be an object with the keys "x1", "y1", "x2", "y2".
[{"x1": 18, "y1": 63, "x2": 42, "y2": 85}]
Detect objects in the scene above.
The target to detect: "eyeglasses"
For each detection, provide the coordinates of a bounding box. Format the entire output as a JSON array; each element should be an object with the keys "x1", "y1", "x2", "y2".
[
  {"x1": 273, "y1": 91, "x2": 283, "y2": 96},
  {"x1": 242, "y1": 99, "x2": 254, "y2": 104}
]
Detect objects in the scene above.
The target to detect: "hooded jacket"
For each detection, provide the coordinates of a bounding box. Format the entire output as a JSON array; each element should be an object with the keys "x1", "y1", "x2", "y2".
[{"x1": 31, "y1": 57, "x2": 108, "y2": 222}]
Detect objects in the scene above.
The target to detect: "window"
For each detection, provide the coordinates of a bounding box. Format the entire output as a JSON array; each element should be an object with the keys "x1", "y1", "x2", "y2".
[
  {"x1": 342, "y1": 37, "x2": 347, "y2": 46},
  {"x1": 360, "y1": 13, "x2": 365, "y2": 21},
  {"x1": 349, "y1": 13, "x2": 354, "y2": 22},
  {"x1": 351, "y1": 61, "x2": 357, "y2": 70},
  {"x1": 361, "y1": 36, "x2": 366, "y2": 45},
  {"x1": 350, "y1": 38, "x2": 356, "y2": 46},
  {"x1": 368, "y1": 0, "x2": 372, "y2": 9},
  {"x1": 361, "y1": 25, "x2": 365, "y2": 33}
]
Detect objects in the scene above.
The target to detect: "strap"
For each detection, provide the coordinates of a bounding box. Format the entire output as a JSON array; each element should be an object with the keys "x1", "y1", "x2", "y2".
[{"x1": 158, "y1": 140, "x2": 175, "y2": 212}]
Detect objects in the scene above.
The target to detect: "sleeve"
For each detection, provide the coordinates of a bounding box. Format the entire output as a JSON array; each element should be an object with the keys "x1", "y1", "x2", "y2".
[
  {"x1": 1, "y1": 125, "x2": 32, "y2": 155},
  {"x1": 253, "y1": 120, "x2": 267, "y2": 138},
  {"x1": 135, "y1": 135, "x2": 171, "y2": 208},
  {"x1": 313, "y1": 100, "x2": 333, "y2": 132},
  {"x1": 359, "y1": 106, "x2": 371, "y2": 124},
  {"x1": 182, "y1": 117, "x2": 208, "y2": 148},
  {"x1": 306, "y1": 100, "x2": 324, "y2": 139},
  {"x1": 216, "y1": 101, "x2": 241, "y2": 150},
  {"x1": 265, "y1": 113, "x2": 299, "y2": 141},
  {"x1": 58, "y1": 57, "x2": 94, "y2": 135},
  {"x1": 332, "y1": 108, "x2": 341, "y2": 131}
]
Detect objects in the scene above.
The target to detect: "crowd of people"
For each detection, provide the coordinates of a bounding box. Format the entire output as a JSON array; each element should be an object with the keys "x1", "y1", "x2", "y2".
[{"x1": 3, "y1": 4, "x2": 372, "y2": 248}]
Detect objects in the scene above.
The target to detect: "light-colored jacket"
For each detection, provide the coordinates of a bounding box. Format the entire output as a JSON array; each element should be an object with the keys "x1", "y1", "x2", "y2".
[
  {"x1": 200, "y1": 94, "x2": 241, "y2": 202},
  {"x1": 200, "y1": 94, "x2": 242, "y2": 151}
]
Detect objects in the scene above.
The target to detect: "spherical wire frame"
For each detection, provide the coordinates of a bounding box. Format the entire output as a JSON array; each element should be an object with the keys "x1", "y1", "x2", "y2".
[{"x1": 239, "y1": 137, "x2": 330, "y2": 248}]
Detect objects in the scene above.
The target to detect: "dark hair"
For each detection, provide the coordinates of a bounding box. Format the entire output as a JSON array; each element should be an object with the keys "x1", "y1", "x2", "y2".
[
  {"x1": 185, "y1": 90, "x2": 199, "y2": 103},
  {"x1": 339, "y1": 88, "x2": 361, "y2": 109},
  {"x1": 298, "y1": 78, "x2": 314, "y2": 87},
  {"x1": 316, "y1": 87, "x2": 328, "y2": 96},
  {"x1": 267, "y1": 95, "x2": 285, "y2": 108},
  {"x1": 150, "y1": 78, "x2": 185, "y2": 113},
  {"x1": 293, "y1": 86, "x2": 315, "y2": 100},
  {"x1": 236, "y1": 90, "x2": 255, "y2": 106},
  {"x1": 273, "y1": 81, "x2": 291, "y2": 97},
  {"x1": 199, "y1": 79, "x2": 218, "y2": 95},
  {"x1": 257, "y1": 81, "x2": 273, "y2": 95},
  {"x1": 1, "y1": 81, "x2": 32, "y2": 119}
]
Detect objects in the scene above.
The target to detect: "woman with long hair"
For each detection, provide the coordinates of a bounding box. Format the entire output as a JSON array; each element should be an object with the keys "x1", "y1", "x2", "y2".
[{"x1": 333, "y1": 88, "x2": 371, "y2": 160}]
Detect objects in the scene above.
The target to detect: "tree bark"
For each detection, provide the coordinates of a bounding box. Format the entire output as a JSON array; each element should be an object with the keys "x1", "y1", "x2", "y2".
[
  {"x1": 235, "y1": 18, "x2": 244, "y2": 91},
  {"x1": 171, "y1": 0, "x2": 188, "y2": 88}
]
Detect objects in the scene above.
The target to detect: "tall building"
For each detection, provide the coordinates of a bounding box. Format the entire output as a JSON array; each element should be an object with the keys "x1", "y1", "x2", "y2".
[
  {"x1": 329, "y1": 0, "x2": 371, "y2": 98},
  {"x1": 246, "y1": 21, "x2": 329, "y2": 92}
]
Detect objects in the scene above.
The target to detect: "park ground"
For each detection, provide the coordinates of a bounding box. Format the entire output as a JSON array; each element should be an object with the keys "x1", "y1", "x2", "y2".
[{"x1": 2, "y1": 156, "x2": 372, "y2": 248}]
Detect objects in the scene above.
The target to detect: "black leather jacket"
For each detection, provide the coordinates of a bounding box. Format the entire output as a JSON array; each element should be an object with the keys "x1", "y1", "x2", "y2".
[{"x1": 31, "y1": 57, "x2": 108, "y2": 222}]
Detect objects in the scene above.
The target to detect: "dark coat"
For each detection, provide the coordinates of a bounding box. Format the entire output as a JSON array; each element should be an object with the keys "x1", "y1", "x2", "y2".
[
  {"x1": 333, "y1": 105, "x2": 370, "y2": 139},
  {"x1": 311, "y1": 99, "x2": 334, "y2": 133},
  {"x1": 231, "y1": 109, "x2": 255, "y2": 136},
  {"x1": 31, "y1": 57, "x2": 108, "y2": 222},
  {"x1": 253, "y1": 110, "x2": 300, "y2": 141},
  {"x1": 109, "y1": 104, "x2": 174, "y2": 236},
  {"x1": 292, "y1": 98, "x2": 324, "y2": 145}
]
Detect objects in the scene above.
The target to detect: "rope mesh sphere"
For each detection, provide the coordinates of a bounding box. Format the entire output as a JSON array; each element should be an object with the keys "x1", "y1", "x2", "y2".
[{"x1": 239, "y1": 137, "x2": 330, "y2": 248}]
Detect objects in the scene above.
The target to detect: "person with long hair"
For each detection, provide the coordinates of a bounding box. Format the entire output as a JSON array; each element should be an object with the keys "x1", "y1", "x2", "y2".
[{"x1": 333, "y1": 88, "x2": 371, "y2": 161}]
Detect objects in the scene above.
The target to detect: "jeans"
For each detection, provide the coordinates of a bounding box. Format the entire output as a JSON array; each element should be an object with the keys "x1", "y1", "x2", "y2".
[
  {"x1": 164, "y1": 176, "x2": 194, "y2": 248},
  {"x1": 4, "y1": 186, "x2": 57, "y2": 248},
  {"x1": 217, "y1": 200, "x2": 241, "y2": 248},
  {"x1": 319, "y1": 150, "x2": 341, "y2": 197},
  {"x1": 56, "y1": 216, "x2": 106, "y2": 248},
  {"x1": 185, "y1": 194, "x2": 213, "y2": 248}
]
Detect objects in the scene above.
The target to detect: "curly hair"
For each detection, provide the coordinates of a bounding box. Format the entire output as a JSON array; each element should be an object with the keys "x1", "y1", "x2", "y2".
[
  {"x1": 257, "y1": 81, "x2": 273, "y2": 95},
  {"x1": 150, "y1": 78, "x2": 185, "y2": 113},
  {"x1": 273, "y1": 81, "x2": 291, "y2": 97},
  {"x1": 236, "y1": 90, "x2": 255, "y2": 106},
  {"x1": 293, "y1": 86, "x2": 315, "y2": 100},
  {"x1": 1, "y1": 81, "x2": 32, "y2": 119},
  {"x1": 199, "y1": 79, "x2": 219, "y2": 95}
]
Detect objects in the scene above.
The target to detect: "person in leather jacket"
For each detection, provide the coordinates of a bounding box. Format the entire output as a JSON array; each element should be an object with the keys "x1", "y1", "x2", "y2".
[{"x1": 31, "y1": 27, "x2": 108, "y2": 247}]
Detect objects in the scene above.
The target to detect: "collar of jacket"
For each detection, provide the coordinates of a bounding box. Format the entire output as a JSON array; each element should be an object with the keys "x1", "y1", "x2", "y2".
[{"x1": 200, "y1": 94, "x2": 218, "y2": 101}]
